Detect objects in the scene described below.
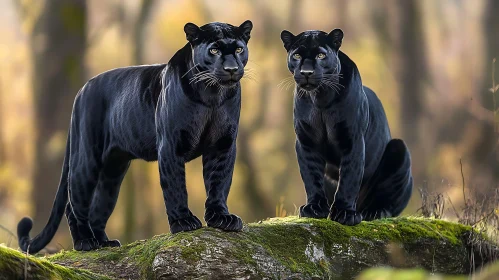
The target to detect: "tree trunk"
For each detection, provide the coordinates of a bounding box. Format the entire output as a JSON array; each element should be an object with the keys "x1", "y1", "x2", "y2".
[
  {"x1": 233, "y1": 0, "x2": 289, "y2": 220},
  {"x1": 482, "y1": 0, "x2": 499, "y2": 112},
  {"x1": 273, "y1": 0, "x2": 302, "y2": 201},
  {"x1": 133, "y1": 0, "x2": 156, "y2": 239},
  {"x1": 469, "y1": 0, "x2": 499, "y2": 185},
  {"x1": 396, "y1": 0, "x2": 428, "y2": 179},
  {"x1": 31, "y1": 0, "x2": 87, "y2": 231},
  {"x1": 121, "y1": 0, "x2": 157, "y2": 242},
  {"x1": 370, "y1": 0, "x2": 430, "y2": 184},
  {"x1": 0, "y1": 79, "x2": 4, "y2": 164},
  {"x1": 132, "y1": 0, "x2": 155, "y2": 66}
]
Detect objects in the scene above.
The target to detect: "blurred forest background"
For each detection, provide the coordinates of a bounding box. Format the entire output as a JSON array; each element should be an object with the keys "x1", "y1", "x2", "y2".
[{"x1": 0, "y1": 0, "x2": 498, "y2": 251}]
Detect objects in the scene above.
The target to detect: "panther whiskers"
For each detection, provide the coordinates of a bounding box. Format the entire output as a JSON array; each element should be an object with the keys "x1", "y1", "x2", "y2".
[
  {"x1": 189, "y1": 71, "x2": 207, "y2": 83},
  {"x1": 189, "y1": 71, "x2": 213, "y2": 84},
  {"x1": 296, "y1": 87, "x2": 311, "y2": 99},
  {"x1": 182, "y1": 63, "x2": 201, "y2": 78},
  {"x1": 321, "y1": 78, "x2": 344, "y2": 96},
  {"x1": 241, "y1": 67, "x2": 257, "y2": 83},
  {"x1": 277, "y1": 76, "x2": 296, "y2": 92}
]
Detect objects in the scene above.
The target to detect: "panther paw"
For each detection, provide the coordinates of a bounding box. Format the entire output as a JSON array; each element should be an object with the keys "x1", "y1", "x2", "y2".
[
  {"x1": 299, "y1": 202, "x2": 329, "y2": 219},
  {"x1": 170, "y1": 215, "x2": 203, "y2": 234},
  {"x1": 74, "y1": 238, "x2": 101, "y2": 251},
  {"x1": 205, "y1": 210, "x2": 243, "y2": 232},
  {"x1": 100, "y1": 239, "x2": 121, "y2": 248},
  {"x1": 328, "y1": 207, "x2": 362, "y2": 226}
]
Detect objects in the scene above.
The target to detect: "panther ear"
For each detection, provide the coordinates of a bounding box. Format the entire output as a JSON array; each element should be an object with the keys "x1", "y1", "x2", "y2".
[
  {"x1": 280, "y1": 30, "x2": 296, "y2": 51},
  {"x1": 327, "y1": 28, "x2": 343, "y2": 51},
  {"x1": 184, "y1": 22, "x2": 200, "y2": 42},
  {"x1": 238, "y1": 20, "x2": 253, "y2": 42}
]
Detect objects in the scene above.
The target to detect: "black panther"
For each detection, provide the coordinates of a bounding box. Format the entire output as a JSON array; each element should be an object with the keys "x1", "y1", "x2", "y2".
[
  {"x1": 17, "y1": 20, "x2": 253, "y2": 253},
  {"x1": 280, "y1": 28, "x2": 413, "y2": 225}
]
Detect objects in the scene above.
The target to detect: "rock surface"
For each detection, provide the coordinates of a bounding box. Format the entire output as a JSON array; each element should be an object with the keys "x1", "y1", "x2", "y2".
[{"x1": 1, "y1": 217, "x2": 497, "y2": 279}]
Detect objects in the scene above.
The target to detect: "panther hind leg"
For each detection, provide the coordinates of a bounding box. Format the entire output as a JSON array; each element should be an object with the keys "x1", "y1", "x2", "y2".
[
  {"x1": 357, "y1": 139, "x2": 413, "y2": 220},
  {"x1": 89, "y1": 150, "x2": 131, "y2": 247}
]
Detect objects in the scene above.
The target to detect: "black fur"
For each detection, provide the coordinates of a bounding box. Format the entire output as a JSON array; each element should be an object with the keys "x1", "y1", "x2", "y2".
[
  {"x1": 280, "y1": 29, "x2": 413, "y2": 225},
  {"x1": 17, "y1": 20, "x2": 253, "y2": 253}
]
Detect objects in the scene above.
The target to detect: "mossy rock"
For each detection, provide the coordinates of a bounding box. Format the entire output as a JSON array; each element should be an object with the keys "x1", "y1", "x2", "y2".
[
  {"x1": 0, "y1": 244, "x2": 108, "y2": 280},
  {"x1": 1, "y1": 217, "x2": 497, "y2": 279}
]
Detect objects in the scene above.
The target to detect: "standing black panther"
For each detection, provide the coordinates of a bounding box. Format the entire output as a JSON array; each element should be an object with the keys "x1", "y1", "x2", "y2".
[
  {"x1": 280, "y1": 28, "x2": 413, "y2": 225},
  {"x1": 17, "y1": 20, "x2": 253, "y2": 253}
]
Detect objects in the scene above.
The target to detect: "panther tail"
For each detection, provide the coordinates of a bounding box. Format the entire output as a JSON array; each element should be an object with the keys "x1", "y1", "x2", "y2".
[{"x1": 17, "y1": 133, "x2": 71, "y2": 253}]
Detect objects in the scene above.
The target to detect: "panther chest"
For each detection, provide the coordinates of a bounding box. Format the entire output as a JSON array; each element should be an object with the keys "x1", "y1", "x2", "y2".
[
  {"x1": 174, "y1": 111, "x2": 236, "y2": 161},
  {"x1": 295, "y1": 113, "x2": 342, "y2": 164}
]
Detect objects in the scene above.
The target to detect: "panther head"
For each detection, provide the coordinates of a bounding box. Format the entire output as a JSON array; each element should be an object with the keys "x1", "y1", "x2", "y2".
[
  {"x1": 184, "y1": 20, "x2": 253, "y2": 88},
  {"x1": 280, "y1": 29, "x2": 343, "y2": 94}
]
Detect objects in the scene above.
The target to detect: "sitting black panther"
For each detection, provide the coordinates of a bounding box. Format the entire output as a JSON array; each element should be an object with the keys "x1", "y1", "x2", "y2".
[
  {"x1": 17, "y1": 20, "x2": 253, "y2": 253},
  {"x1": 280, "y1": 28, "x2": 413, "y2": 225}
]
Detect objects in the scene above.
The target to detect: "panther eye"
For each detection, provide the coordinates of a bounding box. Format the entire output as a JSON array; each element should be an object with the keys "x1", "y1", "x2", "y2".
[
  {"x1": 316, "y1": 53, "x2": 326, "y2": 59},
  {"x1": 293, "y1": 53, "x2": 301, "y2": 60},
  {"x1": 235, "y1": 47, "x2": 244, "y2": 54},
  {"x1": 209, "y1": 48, "x2": 220, "y2": 55}
]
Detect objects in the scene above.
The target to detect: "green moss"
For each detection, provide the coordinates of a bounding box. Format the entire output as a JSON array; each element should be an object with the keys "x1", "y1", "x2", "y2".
[
  {"x1": 115, "y1": 235, "x2": 172, "y2": 279},
  {"x1": 224, "y1": 235, "x2": 259, "y2": 267},
  {"x1": 247, "y1": 221, "x2": 325, "y2": 276},
  {"x1": 0, "y1": 245, "x2": 108, "y2": 280},
  {"x1": 51, "y1": 247, "x2": 124, "y2": 263},
  {"x1": 265, "y1": 216, "x2": 471, "y2": 246},
  {"x1": 177, "y1": 236, "x2": 205, "y2": 262}
]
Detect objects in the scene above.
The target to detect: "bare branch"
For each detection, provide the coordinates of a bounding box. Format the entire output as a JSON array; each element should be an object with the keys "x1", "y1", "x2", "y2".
[
  {"x1": 0, "y1": 224, "x2": 16, "y2": 240},
  {"x1": 460, "y1": 158, "x2": 467, "y2": 203}
]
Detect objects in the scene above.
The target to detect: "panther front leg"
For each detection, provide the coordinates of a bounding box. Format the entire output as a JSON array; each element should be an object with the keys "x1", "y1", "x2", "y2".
[
  {"x1": 158, "y1": 140, "x2": 202, "y2": 234},
  {"x1": 202, "y1": 137, "x2": 243, "y2": 231},
  {"x1": 296, "y1": 140, "x2": 330, "y2": 218},
  {"x1": 329, "y1": 137, "x2": 365, "y2": 225}
]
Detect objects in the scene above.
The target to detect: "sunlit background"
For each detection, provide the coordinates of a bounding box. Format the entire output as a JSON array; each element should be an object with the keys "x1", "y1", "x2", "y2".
[{"x1": 0, "y1": 0, "x2": 498, "y2": 252}]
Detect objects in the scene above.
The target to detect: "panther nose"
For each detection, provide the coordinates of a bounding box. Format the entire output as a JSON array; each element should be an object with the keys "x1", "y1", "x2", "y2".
[
  {"x1": 224, "y1": 66, "x2": 239, "y2": 75},
  {"x1": 300, "y1": 69, "x2": 314, "y2": 77}
]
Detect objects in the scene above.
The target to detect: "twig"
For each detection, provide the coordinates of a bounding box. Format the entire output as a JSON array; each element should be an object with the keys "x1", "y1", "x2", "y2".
[
  {"x1": 446, "y1": 193, "x2": 461, "y2": 220},
  {"x1": 0, "y1": 224, "x2": 16, "y2": 239},
  {"x1": 492, "y1": 58, "x2": 497, "y2": 133},
  {"x1": 24, "y1": 245, "x2": 30, "y2": 280},
  {"x1": 471, "y1": 209, "x2": 496, "y2": 227},
  {"x1": 460, "y1": 158, "x2": 466, "y2": 203},
  {"x1": 421, "y1": 222, "x2": 445, "y2": 240}
]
